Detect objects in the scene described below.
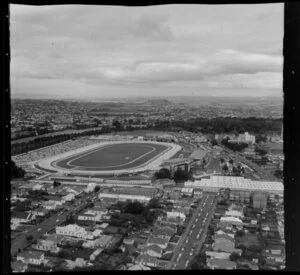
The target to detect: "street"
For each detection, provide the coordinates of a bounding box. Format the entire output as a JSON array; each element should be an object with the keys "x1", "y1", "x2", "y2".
[{"x1": 167, "y1": 194, "x2": 217, "y2": 269}]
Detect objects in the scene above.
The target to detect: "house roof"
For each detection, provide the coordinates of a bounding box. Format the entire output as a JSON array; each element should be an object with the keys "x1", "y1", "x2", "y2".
[
  {"x1": 214, "y1": 234, "x2": 235, "y2": 242},
  {"x1": 208, "y1": 259, "x2": 236, "y2": 269},
  {"x1": 220, "y1": 216, "x2": 243, "y2": 224},
  {"x1": 147, "y1": 244, "x2": 163, "y2": 254},
  {"x1": 66, "y1": 186, "x2": 85, "y2": 193},
  {"x1": 136, "y1": 255, "x2": 157, "y2": 265},
  {"x1": 44, "y1": 234, "x2": 65, "y2": 243},
  {"x1": 128, "y1": 263, "x2": 151, "y2": 270},
  {"x1": 12, "y1": 211, "x2": 31, "y2": 220},
  {"x1": 43, "y1": 195, "x2": 63, "y2": 201},
  {"x1": 104, "y1": 226, "x2": 119, "y2": 234},
  {"x1": 18, "y1": 250, "x2": 44, "y2": 259},
  {"x1": 153, "y1": 227, "x2": 175, "y2": 237},
  {"x1": 147, "y1": 237, "x2": 168, "y2": 246},
  {"x1": 11, "y1": 261, "x2": 28, "y2": 272},
  {"x1": 32, "y1": 207, "x2": 49, "y2": 213}
]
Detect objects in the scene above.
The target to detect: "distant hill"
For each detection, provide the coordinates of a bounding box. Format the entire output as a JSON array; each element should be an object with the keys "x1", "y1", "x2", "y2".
[{"x1": 143, "y1": 99, "x2": 172, "y2": 105}]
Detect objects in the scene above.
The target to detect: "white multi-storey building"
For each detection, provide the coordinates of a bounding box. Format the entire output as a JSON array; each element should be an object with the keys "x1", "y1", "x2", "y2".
[{"x1": 56, "y1": 224, "x2": 101, "y2": 240}]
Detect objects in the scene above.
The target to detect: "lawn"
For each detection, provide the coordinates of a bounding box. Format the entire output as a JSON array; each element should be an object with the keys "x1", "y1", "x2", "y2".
[
  {"x1": 236, "y1": 233, "x2": 260, "y2": 249},
  {"x1": 55, "y1": 142, "x2": 168, "y2": 171}
]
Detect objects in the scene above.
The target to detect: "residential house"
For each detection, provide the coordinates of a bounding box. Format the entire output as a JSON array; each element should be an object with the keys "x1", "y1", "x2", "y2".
[
  {"x1": 225, "y1": 210, "x2": 244, "y2": 219},
  {"x1": 65, "y1": 186, "x2": 85, "y2": 196},
  {"x1": 90, "y1": 248, "x2": 104, "y2": 261},
  {"x1": 20, "y1": 182, "x2": 43, "y2": 191},
  {"x1": 155, "y1": 221, "x2": 177, "y2": 232},
  {"x1": 78, "y1": 211, "x2": 102, "y2": 222},
  {"x1": 82, "y1": 235, "x2": 113, "y2": 249},
  {"x1": 213, "y1": 235, "x2": 242, "y2": 255},
  {"x1": 88, "y1": 207, "x2": 108, "y2": 216},
  {"x1": 181, "y1": 188, "x2": 194, "y2": 197},
  {"x1": 45, "y1": 195, "x2": 65, "y2": 205},
  {"x1": 85, "y1": 182, "x2": 96, "y2": 193},
  {"x1": 128, "y1": 263, "x2": 151, "y2": 270},
  {"x1": 62, "y1": 193, "x2": 75, "y2": 202},
  {"x1": 103, "y1": 225, "x2": 119, "y2": 235},
  {"x1": 207, "y1": 259, "x2": 237, "y2": 270},
  {"x1": 135, "y1": 255, "x2": 158, "y2": 268},
  {"x1": 166, "y1": 211, "x2": 186, "y2": 221},
  {"x1": 123, "y1": 238, "x2": 135, "y2": 246},
  {"x1": 134, "y1": 236, "x2": 148, "y2": 251},
  {"x1": 65, "y1": 258, "x2": 87, "y2": 270},
  {"x1": 147, "y1": 237, "x2": 168, "y2": 249},
  {"x1": 17, "y1": 251, "x2": 47, "y2": 266},
  {"x1": 31, "y1": 208, "x2": 49, "y2": 217},
  {"x1": 152, "y1": 227, "x2": 175, "y2": 241},
  {"x1": 194, "y1": 190, "x2": 203, "y2": 199},
  {"x1": 220, "y1": 216, "x2": 243, "y2": 227},
  {"x1": 56, "y1": 224, "x2": 99, "y2": 240},
  {"x1": 32, "y1": 239, "x2": 60, "y2": 253},
  {"x1": 142, "y1": 244, "x2": 163, "y2": 258},
  {"x1": 206, "y1": 251, "x2": 231, "y2": 260},
  {"x1": 41, "y1": 200, "x2": 60, "y2": 210},
  {"x1": 44, "y1": 234, "x2": 65, "y2": 245},
  {"x1": 11, "y1": 212, "x2": 35, "y2": 224},
  {"x1": 11, "y1": 261, "x2": 28, "y2": 272}
]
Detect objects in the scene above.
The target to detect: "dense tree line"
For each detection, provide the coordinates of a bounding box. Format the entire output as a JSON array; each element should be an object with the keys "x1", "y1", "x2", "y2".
[
  {"x1": 153, "y1": 117, "x2": 282, "y2": 134},
  {"x1": 11, "y1": 126, "x2": 113, "y2": 156},
  {"x1": 221, "y1": 137, "x2": 249, "y2": 152},
  {"x1": 12, "y1": 117, "x2": 281, "y2": 156},
  {"x1": 274, "y1": 169, "x2": 283, "y2": 179},
  {"x1": 154, "y1": 167, "x2": 192, "y2": 183},
  {"x1": 10, "y1": 160, "x2": 26, "y2": 178},
  {"x1": 109, "y1": 200, "x2": 164, "y2": 229}
]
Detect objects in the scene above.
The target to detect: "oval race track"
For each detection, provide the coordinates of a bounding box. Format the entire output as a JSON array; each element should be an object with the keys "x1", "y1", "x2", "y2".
[{"x1": 36, "y1": 141, "x2": 182, "y2": 176}]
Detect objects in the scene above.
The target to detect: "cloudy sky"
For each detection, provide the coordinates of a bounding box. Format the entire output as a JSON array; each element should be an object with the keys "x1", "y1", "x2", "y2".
[{"x1": 10, "y1": 4, "x2": 283, "y2": 99}]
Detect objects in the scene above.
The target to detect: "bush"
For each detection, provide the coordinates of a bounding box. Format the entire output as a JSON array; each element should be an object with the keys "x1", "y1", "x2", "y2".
[
  {"x1": 94, "y1": 186, "x2": 100, "y2": 192},
  {"x1": 26, "y1": 235, "x2": 33, "y2": 241},
  {"x1": 155, "y1": 168, "x2": 171, "y2": 179},
  {"x1": 229, "y1": 252, "x2": 241, "y2": 261},
  {"x1": 173, "y1": 169, "x2": 191, "y2": 183}
]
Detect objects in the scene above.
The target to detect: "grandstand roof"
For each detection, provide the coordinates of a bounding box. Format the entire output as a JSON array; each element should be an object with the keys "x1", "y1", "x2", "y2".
[{"x1": 190, "y1": 176, "x2": 283, "y2": 193}]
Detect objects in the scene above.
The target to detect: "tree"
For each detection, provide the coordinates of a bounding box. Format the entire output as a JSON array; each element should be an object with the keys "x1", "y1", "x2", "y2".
[
  {"x1": 255, "y1": 147, "x2": 267, "y2": 156},
  {"x1": 26, "y1": 235, "x2": 33, "y2": 241},
  {"x1": 11, "y1": 160, "x2": 26, "y2": 179},
  {"x1": 236, "y1": 230, "x2": 245, "y2": 238},
  {"x1": 154, "y1": 168, "x2": 171, "y2": 179},
  {"x1": 124, "y1": 201, "x2": 145, "y2": 215},
  {"x1": 248, "y1": 245, "x2": 263, "y2": 253},
  {"x1": 230, "y1": 252, "x2": 241, "y2": 261},
  {"x1": 53, "y1": 181, "x2": 61, "y2": 188},
  {"x1": 222, "y1": 164, "x2": 229, "y2": 172},
  {"x1": 191, "y1": 252, "x2": 207, "y2": 269},
  {"x1": 232, "y1": 166, "x2": 238, "y2": 175},
  {"x1": 148, "y1": 198, "x2": 161, "y2": 209},
  {"x1": 274, "y1": 169, "x2": 283, "y2": 179},
  {"x1": 211, "y1": 139, "x2": 218, "y2": 146},
  {"x1": 173, "y1": 168, "x2": 191, "y2": 183},
  {"x1": 229, "y1": 159, "x2": 234, "y2": 165}
]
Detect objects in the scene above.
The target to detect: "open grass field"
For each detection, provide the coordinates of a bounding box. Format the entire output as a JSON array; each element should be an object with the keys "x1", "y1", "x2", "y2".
[
  {"x1": 261, "y1": 142, "x2": 283, "y2": 155},
  {"x1": 54, "y1": 142, "x2": 168, "y2": 171}
]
